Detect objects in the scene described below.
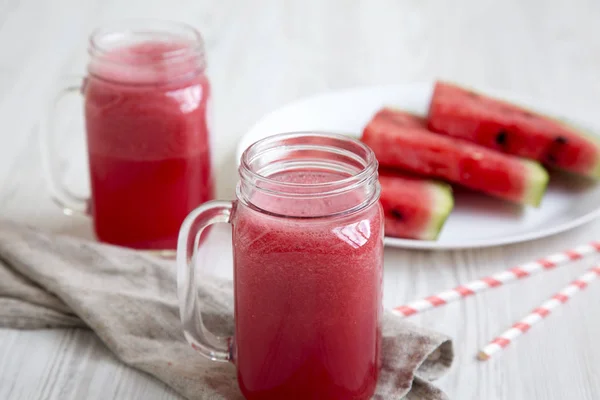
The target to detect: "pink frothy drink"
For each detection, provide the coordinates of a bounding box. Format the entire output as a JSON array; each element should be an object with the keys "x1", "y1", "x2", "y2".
[
  {"x1": 177, "y1": 133, "x2": 384, "y2": 400},
  {"x1": 234, "y1": 170, "x2": 383, "y2": 399},
  {"x1": 83, "y1": 23, "x2": 213, "y2": 250}
]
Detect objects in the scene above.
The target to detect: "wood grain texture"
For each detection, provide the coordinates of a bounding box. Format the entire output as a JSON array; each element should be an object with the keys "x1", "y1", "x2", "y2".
[{"x1": 2, "y1": 0, "x2": 600, "y2": 398}]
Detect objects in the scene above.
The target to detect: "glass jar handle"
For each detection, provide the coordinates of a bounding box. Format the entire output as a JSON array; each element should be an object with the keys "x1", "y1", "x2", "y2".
[
  {"x1": 177, "y1": 200, "x2": 234, "y2": 362},
  {"x1": 40, "y1": 76, "x2": 89, "y2": 216}
]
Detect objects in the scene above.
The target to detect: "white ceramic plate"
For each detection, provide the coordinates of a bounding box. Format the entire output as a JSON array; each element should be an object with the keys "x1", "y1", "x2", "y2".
[{"x1": 236, "y1": 82, "x2": 600, "y2": 250}]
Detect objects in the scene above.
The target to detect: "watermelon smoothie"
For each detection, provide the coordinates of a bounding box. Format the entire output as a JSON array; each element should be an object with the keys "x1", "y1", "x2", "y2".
[
  {"x1": 232, "y1": 166, "x2": 384, "y2": 399},
  {"x1": 84, "y1": 36, "x2": 213, "y2": 249}
]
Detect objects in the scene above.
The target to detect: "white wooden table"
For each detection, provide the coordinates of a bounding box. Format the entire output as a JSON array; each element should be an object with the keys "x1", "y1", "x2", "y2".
[{"x1": 2, "y1": 0, "x2": 600, "y2": 398}]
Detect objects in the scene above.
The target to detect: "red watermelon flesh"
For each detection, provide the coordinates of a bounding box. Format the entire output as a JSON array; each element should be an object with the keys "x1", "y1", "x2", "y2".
[
  {"x1": 375, "y1": 107, "x2": 428, "y2": 128},
  {"x1": 428, "y1": 81, "x2": 600, "y2": 178},
  {"x1": 379, "y1": 170, "x2": 453, "y2": 240},
  {"x1": 362, "y1": 109, "x2": 549, "y2": 206}
]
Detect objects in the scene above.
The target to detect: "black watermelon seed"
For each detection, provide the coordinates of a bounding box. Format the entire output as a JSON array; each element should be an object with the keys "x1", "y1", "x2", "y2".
[
  {"x1": 467, "y1": 91, "x2": 479, "y2": 98},
  {"x1": 391, "y1": 210, "x2": 404, "y2": 220},
  {"x1": 545, "y1": 136, "x2": 566, "y2": 165},
  {"x1": 555, "y1": 136, "x2": 567, "y2": 145},
  {"x1": 495, "y1": 130, "x2": 508, "y2": 146},
  {"x1": 522, "y1": 111, "x2": 534, "y2": 118}
]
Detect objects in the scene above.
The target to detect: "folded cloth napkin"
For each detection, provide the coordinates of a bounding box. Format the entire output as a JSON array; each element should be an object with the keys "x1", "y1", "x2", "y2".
[{"x1": 0, "y1": 221, "x2": 453, "y2": 399}]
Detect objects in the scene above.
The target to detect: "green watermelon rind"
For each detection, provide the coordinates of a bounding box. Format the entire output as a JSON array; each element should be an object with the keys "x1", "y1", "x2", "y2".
[
  {"x1": 557, "y1": 119, "x2": 600, "y2": 178},
  {"x1": 523, "y1": 160, "x2": 550, "y2": 207},
  {"x1": 569, "y1": 129, "x2": 600, "y2": 178},
  {"x1": 422, "y1": 181, "x2": 454, "y2": 240}
]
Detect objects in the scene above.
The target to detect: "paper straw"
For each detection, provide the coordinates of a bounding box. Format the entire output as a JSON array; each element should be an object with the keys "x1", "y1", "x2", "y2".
[
  {"x1": 477, "y1": 265, "x2": 600, "y2": 361},
  {"x1": 392, "y1": 242, "x2": 600, "y2": 318}
]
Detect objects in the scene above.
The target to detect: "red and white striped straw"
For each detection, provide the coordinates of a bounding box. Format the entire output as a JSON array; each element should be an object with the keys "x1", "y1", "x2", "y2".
[
  {"x1": 392, "y1": 241, "x2": 600, "y2": 318},
  {"x1": 477, "y1": 265, "x2": 600, "y2": 361}
]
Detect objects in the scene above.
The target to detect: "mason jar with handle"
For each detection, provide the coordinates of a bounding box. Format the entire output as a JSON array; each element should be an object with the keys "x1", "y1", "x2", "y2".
[
  {"x1": 178, "y1": 132, "x2": 384, "y2": 400},
  {"x1": 40, "y1": 20, "x2": 214, "y2": 252}
]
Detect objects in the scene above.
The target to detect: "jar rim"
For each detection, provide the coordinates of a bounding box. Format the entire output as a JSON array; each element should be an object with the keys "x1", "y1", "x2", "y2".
[
  {"x1": 88, "y1": 19, "x2": 205, "y2": 65},
  {"x1": 239, "y1": 131, "x2": 379, "y2": 198}
]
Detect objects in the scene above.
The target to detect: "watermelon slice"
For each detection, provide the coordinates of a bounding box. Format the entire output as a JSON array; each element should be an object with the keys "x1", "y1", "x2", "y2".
[
  {"x1": 375, "y1": 107, "x2": 429, "y2": 128},
  {"x1": 379, "y1": 170, "x2": 453, "y2": 240},
  {"x1": 362, "y1": 108, "x2": 549, "y2": 206},
  {"x1": 428, "y1": 81, "x2": 600, "y2": 178}
]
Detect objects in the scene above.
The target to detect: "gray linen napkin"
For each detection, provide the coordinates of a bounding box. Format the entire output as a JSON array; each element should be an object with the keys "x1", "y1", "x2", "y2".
[{"x1": 0, "y1": 220, "x2": 453, "y2": 399}]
